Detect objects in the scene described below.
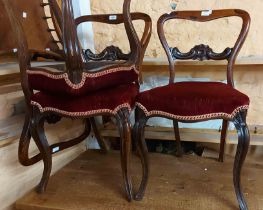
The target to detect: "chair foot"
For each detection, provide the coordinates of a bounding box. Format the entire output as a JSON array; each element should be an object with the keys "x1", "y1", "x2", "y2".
[
  {"x1": 133, "y1": 109, "x2": 149, "y2": 201},
  {"x1": 219, "y1": 120, "x2": 229, "y2": 162},
  {"x1": 232, "y1": 111, "x2": 250, "y2": 210},
  {"x1": 116, "y1": 108, "x2": 133, "y2": 201},
  {"x1": 30, "y1": 109, "x2": 52, "y2": 194}
]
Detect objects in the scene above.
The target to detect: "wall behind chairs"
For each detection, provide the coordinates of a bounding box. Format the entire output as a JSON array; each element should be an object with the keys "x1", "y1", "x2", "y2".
[
  {"x1": 90, "y1": 0, "x2": 263, "y2": 60},
  {"x1": 55, "y1": 0, "x2": 95, "y2": 51}
]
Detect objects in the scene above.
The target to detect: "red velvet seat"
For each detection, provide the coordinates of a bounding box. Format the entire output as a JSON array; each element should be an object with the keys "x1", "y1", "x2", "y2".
[
  {"x1": 31, "y1": 83, "x2": 139, "y2": 116},
  {"x1": 136, "y1": 82, "x2": 249, "y2": 120},
  {"x1": 28, "y1": 65, "x2": 138, "y2": 96}
]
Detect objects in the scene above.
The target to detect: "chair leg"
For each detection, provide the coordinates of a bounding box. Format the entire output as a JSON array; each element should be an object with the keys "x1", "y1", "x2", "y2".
[
  {"x1": 30, "y1": 109, "x2": 52, "y2": 194},
  {"x1": 18, "y1": 114, "x2": 40, "y2": 166},
  {"x1": 219, "y1": 120, "x2": 229, "y2": 162},
  {"x1": 132, "y1": 107, "x2": 139, "y2": 151},
  {"x1": 232, "y1": 111, "x2": 250, "y2": 210},
  {"x1": 173, "y1": 120, "x2": 183, "y2": 157},
  {"x1": 133, "y1": 109, "x2": 149, "y2": 201},
  {"x1": 90, "y1": 117, "x2": 108, "y2": 153},
  {"x1": 116, "y1": 108, "x2": 133, "y2": 201}
]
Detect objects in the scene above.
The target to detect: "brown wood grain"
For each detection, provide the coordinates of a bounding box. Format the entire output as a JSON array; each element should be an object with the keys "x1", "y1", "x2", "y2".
[{"x1": 16, "y1": 150, "x2": 263, "y2": 210}]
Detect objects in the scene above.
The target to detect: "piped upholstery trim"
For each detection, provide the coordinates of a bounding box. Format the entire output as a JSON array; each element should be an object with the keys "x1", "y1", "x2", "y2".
[
  {"x1": 27, "y1": 65, "x2": 137, "y2": 90},
  {"x1": 136, "y1": 102, "x2": 249, "y2": 121},
  {"x1": 31, "y1": 101, "x2": 132, "y2": 117}
]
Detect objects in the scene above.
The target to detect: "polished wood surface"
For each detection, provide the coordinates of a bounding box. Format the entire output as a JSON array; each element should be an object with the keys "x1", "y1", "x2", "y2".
[{"x1": 16, "y1": 150, "x2": 263, "y2": 210}]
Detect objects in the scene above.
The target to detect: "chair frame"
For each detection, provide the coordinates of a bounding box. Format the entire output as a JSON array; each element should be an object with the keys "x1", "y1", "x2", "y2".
[
  {"x1": 39, "y1": 1, "x2": 152, "y2": 152},
  {"x1": 134, "y1": 9, "x2": 251, "y2": 210},
  {"x1": 3, "y1": 0, "x2": 147, "y2": 201}
]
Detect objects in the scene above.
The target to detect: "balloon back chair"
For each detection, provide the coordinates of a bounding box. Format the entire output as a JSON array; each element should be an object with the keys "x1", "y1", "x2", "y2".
[
  {"x1": 3, "y1": 0, "x2": 149, "y2": 201},
  {"x1": 134, "y1": 9, "x2": 251, "y2": 209},
  {"x1": 42, "y1": 0, "x2": 152, "y2": 152}
]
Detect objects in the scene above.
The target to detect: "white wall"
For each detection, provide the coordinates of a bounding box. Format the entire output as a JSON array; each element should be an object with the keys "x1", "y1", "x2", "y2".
[{"x1": 73, "y1": 0, "x2": 94, "y2": 51}]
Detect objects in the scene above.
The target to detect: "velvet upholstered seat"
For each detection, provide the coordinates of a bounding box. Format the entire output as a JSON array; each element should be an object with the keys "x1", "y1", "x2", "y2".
[
  {"x1": 31, "y1": 83, "x2": 139, "y2": 116},
  {"x1": 136, "y1": 82, "x2": 249, "y2": 120},
  {"x1": 28, "y1": 65, "x2": 138, "y2": 96}
]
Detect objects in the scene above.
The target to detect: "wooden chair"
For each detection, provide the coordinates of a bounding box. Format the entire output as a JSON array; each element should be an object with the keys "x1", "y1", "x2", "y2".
[
  {"x1": 44, "y1": 0, "x2": 152, "y2": 152},
  {"x1": 134, "y1": 10, "x2": 251, "y2": 210},
  {"x1": 3, "y1": 0, "x2": 147, "y2": 201}
]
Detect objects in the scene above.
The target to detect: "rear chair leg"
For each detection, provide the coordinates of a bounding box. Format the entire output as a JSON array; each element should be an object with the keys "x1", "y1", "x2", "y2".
[
  {"x1": 173, "y1": 120, "x2": 183, "y2": 157},
  {"x1": 219, "y1": 120, "x2": 229, "y2": 162},
  {"x1": 90, "y1": 117, "x2": 108, "y2": 153}
]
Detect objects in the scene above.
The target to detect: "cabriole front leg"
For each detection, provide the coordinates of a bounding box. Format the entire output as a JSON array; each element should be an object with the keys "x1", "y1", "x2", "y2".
[
  {"x1": 232, "y1": 111, "x2": 250, "y2": 210},
  {"x1": 116, "y1": 108, "x2": 133, "y2": 201},
  {"x1": 30, "y1": 108, "x2": 52, "y2": 194},
  {"x1": 133, "y1": 108, "x2": 149, "y2": 201}
]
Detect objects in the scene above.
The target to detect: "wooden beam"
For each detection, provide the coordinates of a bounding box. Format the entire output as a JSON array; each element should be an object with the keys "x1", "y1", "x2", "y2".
[{"x1": 99, "y1": 123, "x2": 263, "y2": 146}]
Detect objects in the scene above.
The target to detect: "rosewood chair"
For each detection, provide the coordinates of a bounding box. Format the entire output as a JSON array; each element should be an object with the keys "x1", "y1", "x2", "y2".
[
  {"x1": 134, "y1": 9, "x2": 251, "y2": 210},
  {"x1": 3, "y1": 0, "x2": 145, "y2": 201},
  {"x1": 45, "y1": 0, "x2": 152, "y2": 151}
]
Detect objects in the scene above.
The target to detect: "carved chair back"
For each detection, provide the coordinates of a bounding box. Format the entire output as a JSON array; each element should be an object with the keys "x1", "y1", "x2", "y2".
[
  {"x1": 157, "y1": 9, "x2": 250, "y2": 86},
  {"x1": 75, "y1": 12, "x2": 152, "y2": 82},
  {"x1": 3, "y1": 0, "x2": 141, "y2": 107}
]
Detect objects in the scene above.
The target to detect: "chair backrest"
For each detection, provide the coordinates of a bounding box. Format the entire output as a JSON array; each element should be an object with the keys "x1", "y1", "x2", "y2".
[
  {"x1": 3, "y1": 0, "x2": 142, "y2": 105},
  {"x1": 157, "y1": 9, "x2": 250, "y2": 86},
  {"x1": 75, "y1": 13, "x2": 151, "y2": 62},
  {"x1": 75, "y1": 12, "x2": 152, "y2": 82},
  {"x1": 0, "y1": 0, "x2": 62, "y2": 60}
]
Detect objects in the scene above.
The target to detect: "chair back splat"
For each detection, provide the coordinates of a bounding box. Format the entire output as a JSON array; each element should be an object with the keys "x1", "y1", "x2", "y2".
[{"x1": 157, "y1": 9, "x2": 250, "y2": 86}]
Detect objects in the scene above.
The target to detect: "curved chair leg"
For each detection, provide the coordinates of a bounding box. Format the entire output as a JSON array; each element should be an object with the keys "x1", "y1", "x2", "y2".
[
  {"x1": 19, "y1": 116, "x2": 91, "y2": 167},
  {"x1": 116, "y1": 108, "x2": 133, "y2": 201},
  {"x1": 232, "y1": 111, "x2": 250, "y2": 210},
  {"x1": 173, "y1": 120, "x2": 183, "y2": 157},
  {"x1": 19, "y1": 114, "x2": 42, "y2": 166},
  {"x1": 219, "y1": 120, "x2": 229, "y2": 162},
  {"x1": 132, "y1": 107, "x2": 139, "y2": 151},
  {"x1": 133, "y1": 108, "x2": 149, "y2": 201},
  {"x1": 30, "y1": 108, "x2": 52, "y2": 194},
  {"x1": 90, "y1": 117, "x2": 108, "y2": 152}
]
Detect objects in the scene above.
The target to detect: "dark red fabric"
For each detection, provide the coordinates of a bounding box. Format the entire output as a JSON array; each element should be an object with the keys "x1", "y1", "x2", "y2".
[
  {"x1": 28, "y1": 68, "x2": 138, "y2": 96},
  {"x1": 137, "y1": 82, "x2": 249, "y2": 116},
  {"x1": 31, "y1": 83, "x2": 139, "y2": 114}
]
